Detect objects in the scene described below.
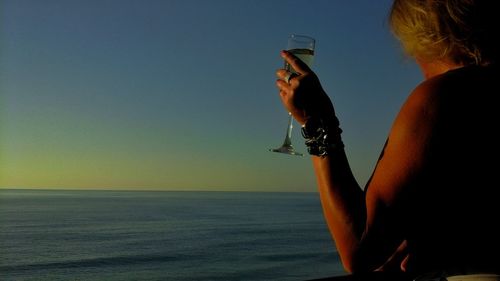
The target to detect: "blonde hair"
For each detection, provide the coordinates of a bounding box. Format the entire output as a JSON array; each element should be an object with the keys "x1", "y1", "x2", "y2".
[{"x1": 389, "y1": 0, "x2": 499, "y2": 65}]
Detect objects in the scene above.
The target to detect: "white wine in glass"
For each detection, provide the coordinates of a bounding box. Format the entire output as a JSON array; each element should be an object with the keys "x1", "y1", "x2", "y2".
[{"x1": 270, "y1": 34, "x2": 315, "y2": 156}]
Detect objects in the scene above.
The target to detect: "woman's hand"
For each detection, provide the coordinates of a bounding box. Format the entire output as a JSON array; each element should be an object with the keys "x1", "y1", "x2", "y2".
[
  {"x1": 375, "y1": 240, "x2": 409, "y2": 273},
  {"x1": 275, "y1": 50, "x2": 336, "y2": 125}
]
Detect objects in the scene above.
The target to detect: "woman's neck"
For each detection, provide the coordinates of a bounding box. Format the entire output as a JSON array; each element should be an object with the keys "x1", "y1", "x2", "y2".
[{"x1": 416, "y1": 58, "x2": 464, "y2": 79}]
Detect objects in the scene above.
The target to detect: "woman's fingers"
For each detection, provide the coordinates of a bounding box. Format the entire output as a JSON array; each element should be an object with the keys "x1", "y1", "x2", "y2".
[
  {"x1": 276, "y1": 70, "x2": 307, "y2": 124},
  {"x1": 276, "y1": 69, "x2": 290, "y2": 81},
  {"x1": 276, "y1": 78, "x2": 289, "y2": 93}
]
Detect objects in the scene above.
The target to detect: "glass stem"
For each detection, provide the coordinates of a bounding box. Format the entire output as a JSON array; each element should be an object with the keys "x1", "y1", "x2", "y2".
[{"x1": 283, "y1": 112, "x2": 293, "y2": 146}]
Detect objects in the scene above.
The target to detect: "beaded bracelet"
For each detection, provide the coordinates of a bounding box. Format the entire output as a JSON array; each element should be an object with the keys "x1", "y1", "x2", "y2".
[{"x1": 301, "y1": 116, "x2": 344, "y2": 157}]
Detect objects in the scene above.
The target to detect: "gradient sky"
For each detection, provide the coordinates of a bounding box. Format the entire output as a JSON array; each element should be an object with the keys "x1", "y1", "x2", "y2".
[{"x1": 0, "y1": 0, "x2": 422, "y2": 192}]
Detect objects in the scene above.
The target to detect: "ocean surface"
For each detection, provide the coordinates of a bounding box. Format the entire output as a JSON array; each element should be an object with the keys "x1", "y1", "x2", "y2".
[{"x1": 0, "y1": 189, "x2": 345, "y2": 281}]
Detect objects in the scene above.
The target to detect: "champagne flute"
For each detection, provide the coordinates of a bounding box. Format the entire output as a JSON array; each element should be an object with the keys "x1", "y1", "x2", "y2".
[{"x1": 270, "y1": 34, "x2": 315, "y2": 156}]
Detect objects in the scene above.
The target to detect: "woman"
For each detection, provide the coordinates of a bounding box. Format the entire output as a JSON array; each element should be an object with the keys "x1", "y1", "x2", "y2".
[{"x1": 276, "y1": 0, "x2": 500, "y2": 280}]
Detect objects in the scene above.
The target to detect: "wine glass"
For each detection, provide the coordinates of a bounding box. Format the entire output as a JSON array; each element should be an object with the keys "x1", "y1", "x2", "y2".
[{"x1": 270, "y1": 34, "x2": 315, "y2": 156}]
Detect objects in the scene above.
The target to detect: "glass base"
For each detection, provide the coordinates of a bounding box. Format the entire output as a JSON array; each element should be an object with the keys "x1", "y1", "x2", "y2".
[
  {"x1": 269, "y1": 145, "x2": 303, "y2": 156},
  {"x1": 270, "y1": 112, "x2": 303, "y2": 156}
]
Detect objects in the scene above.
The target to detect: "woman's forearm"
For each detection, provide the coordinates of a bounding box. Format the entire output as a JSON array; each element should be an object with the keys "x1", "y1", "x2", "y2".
[{"x1": 312, "y1": 148, "x2": 367, "y2": 272}]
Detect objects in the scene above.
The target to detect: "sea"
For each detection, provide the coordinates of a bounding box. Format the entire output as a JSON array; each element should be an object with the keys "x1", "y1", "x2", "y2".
[{"x1": 0, "y1": 189, "x2": 345, "y2": 281}]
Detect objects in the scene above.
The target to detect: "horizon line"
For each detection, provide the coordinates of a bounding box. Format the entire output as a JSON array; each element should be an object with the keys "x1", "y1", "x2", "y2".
[{"x1": 0, "y1": 186, "x2": 316, "y2": 193}]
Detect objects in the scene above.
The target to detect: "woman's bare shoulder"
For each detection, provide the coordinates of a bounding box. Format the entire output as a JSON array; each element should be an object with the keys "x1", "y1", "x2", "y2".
[
  {"x1": 406, "y1": 64, "x2": 498, "y2": 113},
  {"x1": 408, "y1": 70, "x2": 456, "y2": 103},
  {"x1": 402, "y1": 66, "x2": 478, "y2": 114},
  {"x1": 395, "y1": 75, "x2": 446, "y2": 130}
]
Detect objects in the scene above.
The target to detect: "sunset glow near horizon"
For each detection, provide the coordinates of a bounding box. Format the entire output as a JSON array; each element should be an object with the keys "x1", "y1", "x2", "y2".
[{"x1": 0, "y1": 0, "x2": 421, "y2": 192}]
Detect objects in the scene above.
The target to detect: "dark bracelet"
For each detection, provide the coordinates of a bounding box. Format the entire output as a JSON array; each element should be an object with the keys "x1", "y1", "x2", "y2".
[{"x1": 301, "y1": 116, "x2": 344, "y2": 157}]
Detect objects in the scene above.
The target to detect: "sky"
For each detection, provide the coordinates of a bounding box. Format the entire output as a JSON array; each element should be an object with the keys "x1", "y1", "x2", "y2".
[{"x1": 0, "y1": 0, "x2": 422, "y2": 192}]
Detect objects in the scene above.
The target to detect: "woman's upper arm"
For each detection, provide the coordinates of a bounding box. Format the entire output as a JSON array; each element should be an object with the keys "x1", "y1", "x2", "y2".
[{"x1": 354, "y1": 82, "x2": 438, "y2": 270}]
